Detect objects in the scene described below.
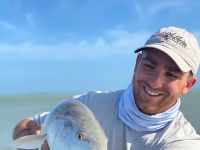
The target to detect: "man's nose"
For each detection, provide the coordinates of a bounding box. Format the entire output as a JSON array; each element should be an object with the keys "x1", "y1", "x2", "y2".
[{"x1": 148, "y1": 72, "x2": 164, "y2": 89}]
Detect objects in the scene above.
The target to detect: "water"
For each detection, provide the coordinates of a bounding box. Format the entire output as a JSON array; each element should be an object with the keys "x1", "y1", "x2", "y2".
[
  {"x1": 0, "y1": 94, "x2": 72, "y2": 150},
  {"x1": 0, "y1": 91, "x2": 200, "y2": 150}
]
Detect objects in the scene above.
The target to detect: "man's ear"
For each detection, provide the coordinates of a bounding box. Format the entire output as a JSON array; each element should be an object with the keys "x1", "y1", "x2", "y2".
[
  {"x1": 182, "y1": 76, "x2": 196, "y2": 94},
  {"x1": 134, "y1": 53, "x2": 142, "y2": 72}
]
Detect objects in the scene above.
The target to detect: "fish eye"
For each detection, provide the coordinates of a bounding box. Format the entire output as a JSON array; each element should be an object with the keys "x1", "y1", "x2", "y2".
[{"x1": 77, "y1": 131, "x2": 85, "y2": 140}]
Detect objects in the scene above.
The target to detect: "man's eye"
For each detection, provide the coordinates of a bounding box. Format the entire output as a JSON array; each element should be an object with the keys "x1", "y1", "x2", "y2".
[
  {"x1": 166, "y1": 72, "x2": 178, "y2": 78},
  {"x1": 144, "y1": 64, "x2": 154, "y2": 69}
]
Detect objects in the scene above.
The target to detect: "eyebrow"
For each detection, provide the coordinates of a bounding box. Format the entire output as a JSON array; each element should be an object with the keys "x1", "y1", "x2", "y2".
[
  {"x1": 166, "y1": 66, "x2": 183, "y2": 74},
  {"x1": 142, "y1": 56, "x2": 183, "y2": 74},
  {"x1": 142, "y1": 56, "x2": 158, "y2": 65}
]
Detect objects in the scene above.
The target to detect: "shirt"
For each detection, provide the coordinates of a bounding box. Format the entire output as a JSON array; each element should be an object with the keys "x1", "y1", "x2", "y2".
[{"x1": 35, "y1": 89, "x2": 200, "y2": 150}]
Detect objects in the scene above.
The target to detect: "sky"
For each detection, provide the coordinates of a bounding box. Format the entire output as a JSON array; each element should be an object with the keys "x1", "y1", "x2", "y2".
[{"x1": 0, "y1": 0, "x2": 200, "y2": 94}]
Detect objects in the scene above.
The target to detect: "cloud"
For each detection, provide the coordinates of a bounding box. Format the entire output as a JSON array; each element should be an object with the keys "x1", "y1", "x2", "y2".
[
  {"x1": 2, "y1": 27, "x2": 199, "y2": 61},
  {"x1": 25, "y1": 13, "x2": 38, "y2": 31},
  {"x1": 132, "y1": 0, "x2": 198, "y2": 20},
  {"x1": 0, "y1": 20, "x2": 16, "y2": 31},
  {"x1": 0, "y1": 28, "x2": 150, "y2": 60},
  {"x1": 147, "y1": 1, "x2": 187, "y2": 16}
]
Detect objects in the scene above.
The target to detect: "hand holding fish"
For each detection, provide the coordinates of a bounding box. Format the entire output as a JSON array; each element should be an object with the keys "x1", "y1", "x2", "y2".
[{"x1": 12, "y1": 100, "x2": 108, "y2": 150}]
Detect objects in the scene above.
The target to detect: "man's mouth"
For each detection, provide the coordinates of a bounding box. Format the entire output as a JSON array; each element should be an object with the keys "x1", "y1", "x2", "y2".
[{"x1": 143, "y1": 86, "x2": 163, "y2": 97}]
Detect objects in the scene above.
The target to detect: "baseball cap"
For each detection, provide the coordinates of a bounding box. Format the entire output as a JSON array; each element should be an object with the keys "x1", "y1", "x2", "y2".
[{"x1": 135, "y1": 26, "x2": 200, "y2": 75}]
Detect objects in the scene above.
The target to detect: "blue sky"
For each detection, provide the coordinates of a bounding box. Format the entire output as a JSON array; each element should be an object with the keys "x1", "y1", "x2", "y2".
[{"x1": 0, "y1": 0, "x2": 200, "y2": 94}]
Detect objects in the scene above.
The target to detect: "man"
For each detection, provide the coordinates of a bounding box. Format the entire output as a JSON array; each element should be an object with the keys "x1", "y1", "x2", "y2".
[{"x1": 13, "y1": 26, "x2": 200, "y2": 150}]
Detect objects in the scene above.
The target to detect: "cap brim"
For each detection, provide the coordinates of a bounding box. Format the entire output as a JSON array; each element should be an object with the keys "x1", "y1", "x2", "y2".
[{"x1": 135, "y1": 44, "x2": 191, "y2": 73}]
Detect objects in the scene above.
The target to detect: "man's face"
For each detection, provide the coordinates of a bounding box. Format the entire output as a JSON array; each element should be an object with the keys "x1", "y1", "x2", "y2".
[{"x1": 133, "y1": 49, "x2": 195, "y2": 115}]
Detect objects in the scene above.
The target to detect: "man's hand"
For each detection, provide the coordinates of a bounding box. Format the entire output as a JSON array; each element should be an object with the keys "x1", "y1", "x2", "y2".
[
  {"x1": 13, "y1": 118, "x2": 41, "y2": 140},
  {"x1": 12, "y1": 118, "x2": 44, "y2": 150}
]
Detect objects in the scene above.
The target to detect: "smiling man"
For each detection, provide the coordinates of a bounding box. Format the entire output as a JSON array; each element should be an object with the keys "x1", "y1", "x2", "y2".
[
  {"x1": 133, "y1": 49, "x2": 195, "y2": 116},
  {"x1": 13, "y1": 27, "x2": 200, "y2": 150}
]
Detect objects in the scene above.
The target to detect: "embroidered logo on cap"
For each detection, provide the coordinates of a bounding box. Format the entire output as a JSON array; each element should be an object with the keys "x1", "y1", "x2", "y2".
[{"x1": 156, "y1": 32, "x2": 187, "y2": 48}]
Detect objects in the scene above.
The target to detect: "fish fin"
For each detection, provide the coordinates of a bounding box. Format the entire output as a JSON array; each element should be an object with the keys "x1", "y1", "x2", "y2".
[{"x1": 12, "y1": 135, "x2": 46, "y2": 149}]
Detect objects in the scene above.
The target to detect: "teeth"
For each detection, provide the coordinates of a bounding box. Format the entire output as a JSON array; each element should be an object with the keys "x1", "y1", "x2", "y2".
[{"x1": 145, "y1": 86, "x2": 161, "y2": 96}]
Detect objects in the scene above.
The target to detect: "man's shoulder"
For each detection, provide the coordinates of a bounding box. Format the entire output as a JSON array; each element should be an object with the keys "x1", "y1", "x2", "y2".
[
  {"x1": 71, "y1": 89, "x2": 125, "y2": 128},
  {"x1": 167, "y1": 112, "x2": 199, "y2": 137},
  {"x1": 157, "y1": 112, "x2": 200, "y2": 149},
  {"x1": 73, "y1": 89, "x2": 124, "y2": 104}
]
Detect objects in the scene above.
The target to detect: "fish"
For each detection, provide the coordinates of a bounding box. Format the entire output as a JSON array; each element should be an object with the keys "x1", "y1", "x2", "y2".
[
  {"x1": 13, "y1": 99, "x2": 108, "y2": 150},
  {"x1": 12, "y1": 134, "x2": 46, "y2": 149}
]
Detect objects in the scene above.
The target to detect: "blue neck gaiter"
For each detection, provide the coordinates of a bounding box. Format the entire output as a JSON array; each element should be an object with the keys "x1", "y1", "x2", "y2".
[{"x1": 119, "y1": 84, "x2": 180, "y2": 131}]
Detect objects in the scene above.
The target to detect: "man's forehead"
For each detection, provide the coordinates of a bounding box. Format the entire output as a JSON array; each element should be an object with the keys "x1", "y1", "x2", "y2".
[{"x1": 142, "y1": 48, "x2": 174, "y2": 62}]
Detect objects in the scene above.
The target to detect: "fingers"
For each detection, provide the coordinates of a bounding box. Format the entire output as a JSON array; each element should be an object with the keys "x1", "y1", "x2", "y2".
[
  {"x1": 13, "y1": 118, "x2": 41, "y2": 140},
  {"x1": 13, "y1": 118, "x2": 42, "y2": 150}
]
